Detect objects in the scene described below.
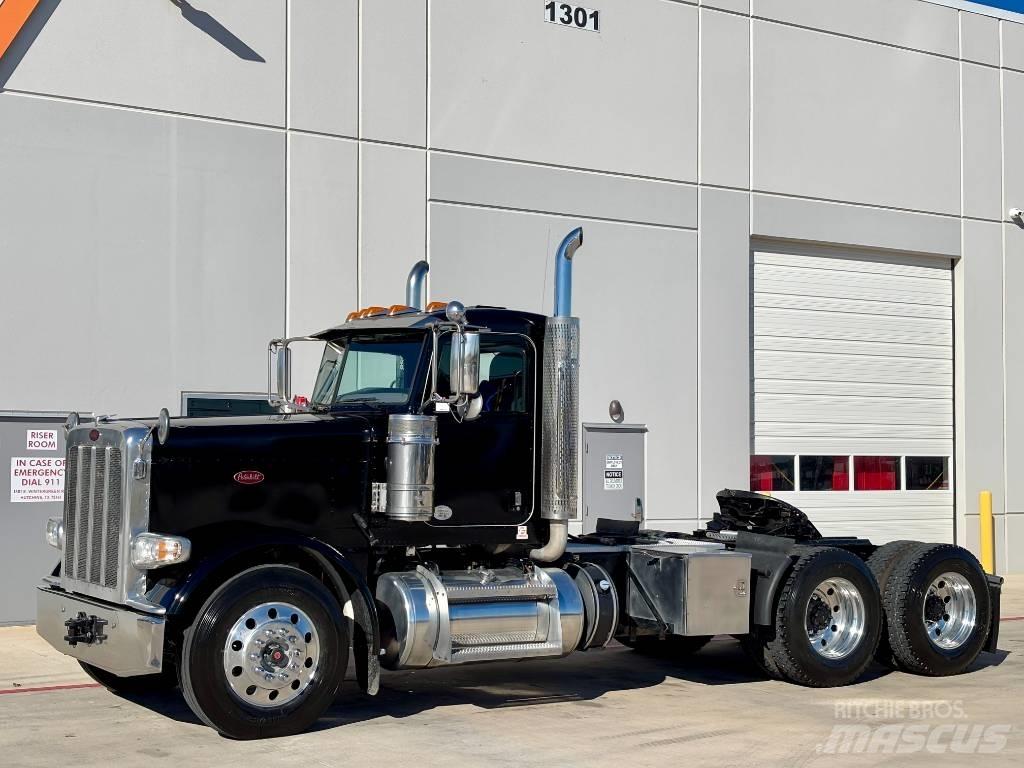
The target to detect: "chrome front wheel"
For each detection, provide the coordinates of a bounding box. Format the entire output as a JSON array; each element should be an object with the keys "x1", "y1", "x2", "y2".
[{"x1": 223, "y1": 602, "x2": 321, "y2": 708}]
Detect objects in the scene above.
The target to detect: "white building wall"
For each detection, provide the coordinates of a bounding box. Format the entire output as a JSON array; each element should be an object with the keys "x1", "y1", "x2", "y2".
[{"x1": 0, "y1": 0, "x2": 1021, "y2": 570}]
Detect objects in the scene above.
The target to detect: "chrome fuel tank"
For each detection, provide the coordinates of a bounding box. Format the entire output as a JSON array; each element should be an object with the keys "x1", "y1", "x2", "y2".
[{"x1": 377, "y1": 566, "x2": 584, "y2": 669}]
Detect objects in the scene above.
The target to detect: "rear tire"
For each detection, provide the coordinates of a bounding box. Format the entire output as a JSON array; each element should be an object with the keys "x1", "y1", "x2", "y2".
[
  {"x1": 179, "y1": 565, "x2": 347, "y2": 739},
  {"x1": 80, "y1": 661, "x2": 177, "y2": 695},
  {"x1": 865, "y1": 540, "x2": 919, "y2": 667},
  {"x1": 620, "y1": 634, "x2": 712, "y2": 658},
  {"x1": 752, "y1": 546, "x2": 882, "y2": 687},
  {"x1": 883, "y1": 543, "x2": 991, "y2": 676}
]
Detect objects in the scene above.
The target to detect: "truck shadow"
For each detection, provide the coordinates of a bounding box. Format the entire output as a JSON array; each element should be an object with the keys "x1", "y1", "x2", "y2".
[{"x1": 122, "y1": 638, "x2": 1010, "y2": 734}]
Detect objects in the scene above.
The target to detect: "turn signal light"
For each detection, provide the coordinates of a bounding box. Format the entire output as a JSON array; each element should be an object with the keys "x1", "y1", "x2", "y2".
[
  {"x1": 131, "y1": 533, "x2": 192, "y2": 569},
  {"x1": 425, "y1": 301, "x2": 448, "y2": 312}
]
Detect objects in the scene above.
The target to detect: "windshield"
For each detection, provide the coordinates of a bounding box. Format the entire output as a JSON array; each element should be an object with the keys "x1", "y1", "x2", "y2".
[{"x1": 311, "y1": 336, "x2": 424, "y2": 407}]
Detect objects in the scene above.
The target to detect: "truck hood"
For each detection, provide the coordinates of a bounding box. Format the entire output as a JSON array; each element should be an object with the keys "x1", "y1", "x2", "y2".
[{"x1": 147, "y1": 412, "x2": 379, "y2": 541}]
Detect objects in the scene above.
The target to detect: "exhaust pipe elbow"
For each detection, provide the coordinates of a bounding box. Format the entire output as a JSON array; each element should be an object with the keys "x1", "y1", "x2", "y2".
[
  {"x1": 406, "y1": 260, "x2": 430, "y2": 310},
  {"x1": 554, "y1": 227, "x2": 583, "y2": 317},
  {"x1": 530, "y1": 519, "x2": 568, "y2": 563}
]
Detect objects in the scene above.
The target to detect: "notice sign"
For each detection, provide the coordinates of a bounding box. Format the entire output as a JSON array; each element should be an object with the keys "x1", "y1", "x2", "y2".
[
  {"x1": 604, "y1": 453, "x2": 624, "y2": 490},
  {"x1": 10, "y1": 456, "x2": 65, "y2": 503},
  {"x1": 26, "y1": 429, "x2": 58, "y2": 451}
]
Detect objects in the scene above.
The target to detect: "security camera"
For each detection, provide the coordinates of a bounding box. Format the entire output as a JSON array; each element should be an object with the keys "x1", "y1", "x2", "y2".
[{"x1": 1010, "y1": 208, "x2": 1024, "y2": 223}]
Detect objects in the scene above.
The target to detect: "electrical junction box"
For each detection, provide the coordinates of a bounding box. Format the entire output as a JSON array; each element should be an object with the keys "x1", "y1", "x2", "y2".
[{"x1": 582, "y1": 423, "x2": 647, "y2": 534}]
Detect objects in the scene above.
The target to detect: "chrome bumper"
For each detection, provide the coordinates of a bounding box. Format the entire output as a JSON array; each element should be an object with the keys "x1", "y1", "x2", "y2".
[{"x1": 36, "y1": 584, "x2": 165, "y2": 677}]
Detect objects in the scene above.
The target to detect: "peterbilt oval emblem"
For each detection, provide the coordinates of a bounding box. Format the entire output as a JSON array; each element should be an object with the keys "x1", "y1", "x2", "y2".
[
  {"x1": 233, "y1": 470, "x2": 265, "y2": 485},
  {"x1": 433, "y1": 505, "x2": 453, "y2": 521}
]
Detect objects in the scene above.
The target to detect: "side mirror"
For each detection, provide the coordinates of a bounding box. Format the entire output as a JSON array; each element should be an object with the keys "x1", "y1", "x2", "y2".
[
  {"x1": 449, "y1": 330, "x2": 480, "y2": 396},
  {"x1": 275, "y1": 345, "x2": 292, "y2": 403}
]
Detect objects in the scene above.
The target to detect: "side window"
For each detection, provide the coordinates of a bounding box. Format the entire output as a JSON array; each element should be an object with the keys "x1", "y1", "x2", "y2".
[{"x1": 478, "y1": 336, "x2": 529, "y2": 414}]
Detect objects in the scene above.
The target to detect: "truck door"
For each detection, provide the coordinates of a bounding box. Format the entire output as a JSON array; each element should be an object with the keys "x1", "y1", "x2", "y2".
[{"x1": 431, "y1": 332, "x2": 535, "y2": 528}]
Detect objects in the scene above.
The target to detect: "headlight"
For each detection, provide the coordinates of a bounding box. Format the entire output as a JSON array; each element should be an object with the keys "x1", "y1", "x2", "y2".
[
  {"x1": 45, "y1": 517, "x2": 64, "y2": 550},
  {"x1": 130, "y1": 533, "x2": 191, "y2": 569}
]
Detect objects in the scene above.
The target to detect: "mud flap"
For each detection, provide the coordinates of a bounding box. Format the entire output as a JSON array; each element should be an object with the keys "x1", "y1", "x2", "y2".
[{"x1": 985, "y1": 574, "x2": 1003, "y2": 654}]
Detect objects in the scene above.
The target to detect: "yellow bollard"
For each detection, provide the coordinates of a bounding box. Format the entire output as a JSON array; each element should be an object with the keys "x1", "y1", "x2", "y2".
[{"x1": 979, "y1": 490, "x2": 995, "y2": 574}]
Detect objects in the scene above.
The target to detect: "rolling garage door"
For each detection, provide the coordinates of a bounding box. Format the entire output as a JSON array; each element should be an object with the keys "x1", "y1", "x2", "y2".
[{"x1": 751, "y1": 245, "x2": 953, "y2": 543}]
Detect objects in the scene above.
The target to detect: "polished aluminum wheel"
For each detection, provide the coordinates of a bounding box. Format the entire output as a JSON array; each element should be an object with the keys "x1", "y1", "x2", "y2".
[
  {"x1": 923, "y1": 572, "x2": 977, "y2": 650},
  {"x1": 222, "y1": 602, "x2": 321, "y2": 708},
  {"x1": 805, "y1": 577, "x2": 866, "y2": 660}
]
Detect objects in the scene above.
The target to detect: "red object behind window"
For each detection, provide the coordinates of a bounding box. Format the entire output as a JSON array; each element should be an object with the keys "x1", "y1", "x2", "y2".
[
  {"x1": 855, "y1": 456, "x2": 900, "y2": 491},
  {"x1": 750, "y1": 456, "x2": 774, "y2": 492},
  {"x1": 832, "y1": 457, "x2": 849, "y2": 491}
]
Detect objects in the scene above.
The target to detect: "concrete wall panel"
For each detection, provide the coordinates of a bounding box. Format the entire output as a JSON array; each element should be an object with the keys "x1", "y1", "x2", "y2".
[
  {"x1": 751, "y1": 195, "x2": 961, "y2": 257},
  {"x1": 753, "y1": 0, "x2": 959, "y2": 57},
  {"x1": 752, "y1": 21, "x2": 961, "y2": 215},
  {"x1": 360, "y1": 144, "x2": 427, "y2": 308},
  {"x1": 1002, "y1": 19, "x2": 1024, "y2": 72},
  {"x1": 1003, "y1": 70, "x2": 1024, "y2": 214},
  {"x1": 287, "y1": 133, "x2": 357, "y2": 335},
  {"x1": 698, "y1": 188, "x2": 750, "y2": 520},
  {"x1": 429, "y1": 204, "x2": 698, "y2": 521},
  {"x1": 361, "y1": 0, "x2": 426, "y2": 145},
  {"x1": 0, "y1": 93, "x2": 285, "y2": 415},
  {"x1": 289, "y1": 0, "x2": 358, "y2": 136},
  {"x1": 961, "y1": 10, "x2": 1000, "y2": 67},
  {"x1": 1005, "y1": 222, "x2": 1024, "y2": 515},
  {"x1": 0, "y1": 0, "x2": 285, "y2": 126},
  {"x1": 955, "y1": 221, "x2": 1005, "y2": 543},
  {"x1": 430, "y1": 0, "x2": 697, "y2": 181},
  {"x1": 701, "y1": 0, "x2": 749, "y2": 15},
  {"x1": 700, "y1": 9, "x2": 750, "y2": 189},
  {"x1": 429, "y1": 153, "x2": 696, "y2": 229},
  {"x1": 961, "y1": 63, "x2": 1003, "y2": 220}
]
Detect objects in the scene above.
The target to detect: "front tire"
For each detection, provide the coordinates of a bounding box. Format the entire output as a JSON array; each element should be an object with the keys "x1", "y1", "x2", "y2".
[
  {"x1": 752, "y1": 546, "x2": 882, "y2": 687},
  {"x1": 882, "y1": 543, "x2": 991, "y2": 676},
  {"x1": 180, "y1": 565, "x2": 348, "y2": 739}
]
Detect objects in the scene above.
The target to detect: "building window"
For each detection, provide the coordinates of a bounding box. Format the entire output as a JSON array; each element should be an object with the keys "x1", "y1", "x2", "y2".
[
  {"x1": 799, "y1": 456, "x2": 850, "y2": 491},
  {"x1": 750, "y1": 456, "x2": 795, "y2": 492},
  {"x1": 906, "y1": 457, "x2": 949, "y2": 490},
  {"x1": 854, "y1": 456, "x2": 901, "y2": 491}
]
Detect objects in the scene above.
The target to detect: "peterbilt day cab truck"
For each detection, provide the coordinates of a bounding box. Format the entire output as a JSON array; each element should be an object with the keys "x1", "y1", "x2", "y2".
[{"x1": 37, "y1": 229, "x2": 1002, "y2": 739}]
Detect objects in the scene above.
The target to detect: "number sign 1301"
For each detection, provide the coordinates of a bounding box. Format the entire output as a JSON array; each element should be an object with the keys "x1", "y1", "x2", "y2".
[{"x1": 544, "y1": 2, "x2": 600, "y2": 33}]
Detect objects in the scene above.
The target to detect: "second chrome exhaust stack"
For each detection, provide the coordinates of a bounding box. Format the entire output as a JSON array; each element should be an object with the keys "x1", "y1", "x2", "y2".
[{"x1": 533, "y1": 227, "x2": 584, "y2": 562}]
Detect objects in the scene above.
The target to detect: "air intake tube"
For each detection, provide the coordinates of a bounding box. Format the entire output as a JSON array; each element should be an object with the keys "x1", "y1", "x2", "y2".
[
  {"x1": 532, "y1": 227, "x2": 583, "y2": 562},
  {"x1": 406, "y1": 260, "x2": 429, "y2": 310}
]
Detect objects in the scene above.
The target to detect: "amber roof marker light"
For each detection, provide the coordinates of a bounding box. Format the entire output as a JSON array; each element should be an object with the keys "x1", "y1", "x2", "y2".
[{"x1": 0, "y1": 0, "x2": 43, "y2": 62}]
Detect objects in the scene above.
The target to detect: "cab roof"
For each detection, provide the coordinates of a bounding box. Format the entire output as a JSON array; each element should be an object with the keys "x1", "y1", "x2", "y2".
[{"x1": 313, "y1": 306, "x2": 547, "y2": 340}]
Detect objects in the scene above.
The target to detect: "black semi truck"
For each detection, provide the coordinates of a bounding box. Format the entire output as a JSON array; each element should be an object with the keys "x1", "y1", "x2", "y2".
[{"x1": 37, "y1": 229, "x2": 1002, "y2": 739}]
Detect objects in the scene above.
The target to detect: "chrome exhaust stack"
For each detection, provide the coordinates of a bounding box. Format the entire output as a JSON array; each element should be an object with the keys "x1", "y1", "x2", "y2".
[
  {"x1": 533, "y1": 227, "x2": 583, "y2": 562},
  {"x1": 406, "y1": 260, "x2": 429, "y2": 310}
]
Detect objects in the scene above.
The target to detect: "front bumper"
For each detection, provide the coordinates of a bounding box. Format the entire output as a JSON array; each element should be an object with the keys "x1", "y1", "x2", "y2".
[{"x1": 36, "y1": 584, "x2": 165, "y2": 677}]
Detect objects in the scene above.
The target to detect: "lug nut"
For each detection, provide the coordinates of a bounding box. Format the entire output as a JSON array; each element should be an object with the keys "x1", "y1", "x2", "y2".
[{"x1": 264, "y1": 673, "x2": 274, "y2": 682}]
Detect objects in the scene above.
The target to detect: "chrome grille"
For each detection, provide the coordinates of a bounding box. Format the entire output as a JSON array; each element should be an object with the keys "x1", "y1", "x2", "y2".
[{"x1": 63, "y1": 442, "x2": 124, "y2": 589}]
